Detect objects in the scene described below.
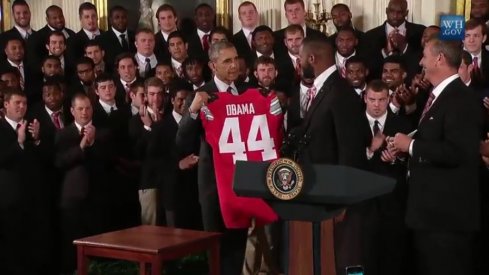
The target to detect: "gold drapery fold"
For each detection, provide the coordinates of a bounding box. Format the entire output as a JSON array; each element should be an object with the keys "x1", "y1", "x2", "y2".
[
  {"x1": 456, "y1": 0, "x2": 471, "y2": 20},
  {"x1": 92, "y1": 0, "x2": 108, "y2": 31},
  {"x1": 216, "y1": 0, "x2": 231, "y2": 30}
]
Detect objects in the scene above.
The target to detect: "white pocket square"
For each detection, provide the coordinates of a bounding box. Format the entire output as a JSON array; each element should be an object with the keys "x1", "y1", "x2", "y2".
[{"x1": 429, "y1": 116, "x2": 434, "y2": 120}]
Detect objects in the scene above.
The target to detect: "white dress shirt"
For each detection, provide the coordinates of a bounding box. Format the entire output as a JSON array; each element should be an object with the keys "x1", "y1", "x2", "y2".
[
  {"x1": 214, "y1": 75, "x2": 238, "y2": 95},
  {"x1": 83, "y1": 28, "x2": 101, "y2": 39},
  {"x1": 98, "y1": 99, "x2": 117, "y2": 114},
  {"x1": 313, "y1": 65, "x2": 337, "y2": 95},
  {"x1": 172, "y1": 110, "x2": 182, "y2": 124},
  {"x1": 14, "y1": 25, "x2": 32, "y2": 39},
  {"x1": 112, "y1": 27, "x2": 129, "y2": 47}
]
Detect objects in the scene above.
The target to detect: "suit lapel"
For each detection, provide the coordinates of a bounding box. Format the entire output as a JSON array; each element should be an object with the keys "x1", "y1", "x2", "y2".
[
  {"x1": 418, "y1": 79, "x2": 459, "y2": 126},
  {"x1": 303, "y1": 71, "x2": 339, "y2": 124}
]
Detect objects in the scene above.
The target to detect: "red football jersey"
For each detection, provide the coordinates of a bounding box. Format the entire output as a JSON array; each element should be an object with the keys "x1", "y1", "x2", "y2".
[{"x1": 201, "y1": 89, "x2": 283, "y2": 229}]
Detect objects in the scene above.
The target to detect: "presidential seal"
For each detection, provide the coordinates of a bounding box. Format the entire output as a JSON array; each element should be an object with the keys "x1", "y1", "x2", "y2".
[{"x1": 266, "y1": 158, "x2": 304, "y2": 200}]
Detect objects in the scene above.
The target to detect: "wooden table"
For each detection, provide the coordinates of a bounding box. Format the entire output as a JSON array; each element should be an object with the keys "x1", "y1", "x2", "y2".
[{"x1": 74, "y1": 225, "x2": 221, "y2": 275}]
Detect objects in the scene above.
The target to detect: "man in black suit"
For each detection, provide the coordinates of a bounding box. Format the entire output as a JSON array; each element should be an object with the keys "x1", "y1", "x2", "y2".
[
  {"x1": 363, "y1": 0, "x2": 425, "y2": 79},
  {"x1": 147, "y1": 88, "x2": 200, "y2": 228},
  {"x1": 45, "y1": 31, "x2": 73, "y2": 77},
  {"x1": 176, "y1": 41, "x2": 249, "y2": 275},
  {"x1": 67, "y1": 2, "x2": 104, "y2": 64},
  {"x1": 0, "y1": 37, "x2": 34, "y2": 101},
  {"x1": 186, "y1": 3, "x2": 215, "y2": 62},
  {"x1": 273, "y1": 0, "x2": 326, "y2": 56},
  {"x1": 134, "y1": 28, "x2": 159, "y2": 79},
  {"x1": 56, "y1": 93, "x2": 117, "y2": 273},
  {"x1": 363, "y1": 80, "x2": 412, "y2": 275},
  {"x1": 286, "y1": 72, "x2": 315, "y2": 132},
  {"x1": 0, "y1": 88, "x2": 52, "y2": 275},
  {"x1": 154, "y1": 4, "x2": 178, "y2": 61},
  {"x1": 97, "y1": 5, "x2": 135, "y2": 74},
  {"x1": 297, "y1": 36, "x2": 368, "y2": 274},
  {"x1": 334, "y1": 26, "x2": 360, "y2": 78},
  {"x1": 26, "y1": 5, "x2": 75, "y2": 72},
  {"x1": 345, "y1": 56, "x2": 369, "y2": 99},
  {"x1": 233, "y1": 1, "x2": 259, "y2": 64},
  {"x1": 114, "y1": 53, "x2": 141, "y2": 106},
  {"x1": 168, "y1": 31, "x2": 190, "y2": 79},
  {"x1": 463, "y1": 19, "x2": 489, "y2": 90},
  {"x1": 84, "y1": 40, "x2": 106, "y2": 76},
  {"x1": 329, "y1": 3, "x2": 364, "y2": 43},
  {"x1": 129, "y1": 77, "x2": 165, "y2": 226},
  {"x1": 0, "y1": 0, "x2": 34, "y2": 56},
  {"x1": 391, "y1": 38, "x2": 484, "y2": 275},
  {"x1": 275, "y1": 24, "x2": 303, "y2": 89},
  {"x1": 68, "y1": 57, "x2": 97, "y2": 104}
]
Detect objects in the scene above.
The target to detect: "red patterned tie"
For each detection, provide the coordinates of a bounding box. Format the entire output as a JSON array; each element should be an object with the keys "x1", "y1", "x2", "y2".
[
  {"x1": 306, "y1": 86, "x2": 317, "y2": 111},
  {"x1": 202, "y1": 34, "x2": 210, "y2": 53},
  {"x1": 51, "y1": 111, "x2": 62, "y2": 129},
  {"x1": 419, "y1": 92, "x2": 435, "y2": 123}
]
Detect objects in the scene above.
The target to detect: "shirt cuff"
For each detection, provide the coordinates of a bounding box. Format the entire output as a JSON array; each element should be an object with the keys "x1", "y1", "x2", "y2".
[
  {"x1": 389, "y1": 102, "x2": 400, "y2": 114},
  {"x1": 409, "y1": 139, "x2": 414, "y2": 156},
  {"x1": 18, "y1": 142, "x2": 24, "y2": 150},
  {"x1": 143, "y1": 125, "x2": 152, "y2": 131},
  {"x1": 366, "y1": 147, "x2": 374, "y2": 160},
  {"x1": 189, "y1": 108, "x2": 198, "y2": 120},
  {"x1": 402, "y1": 43, "x2": 409, "y2": 54}
]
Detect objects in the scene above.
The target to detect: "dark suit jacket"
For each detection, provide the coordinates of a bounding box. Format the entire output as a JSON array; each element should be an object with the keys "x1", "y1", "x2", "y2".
[
  {"x1": 363, "y1": 21, "x2": 425, "y2": 79},
  {"x1": 0, "y1": 118, "x2": 50, "y2": 274},
  {"x1": 97, "y1": 29, "x2": 136, "y2": 74},
  {"x1": 406, "y1": 78, "x2": 483, "y2": 232},
  {"x1": 0, "y1": 60, "x2": 36, "y2": 103},
  {"x1": 185, "y1": 31, "x2": 212, "y2": 81},
  {"x1": 154, "y1": 31, "x2": 171, "y2": 61},
  {"x1": 286, "y1": 83, "x2": 303, "y2": 132},
  {"x1": 298, "y1": 70, "x2": 368, "y2": 168},
  {"x1": 275, "y1": 52, "x2": 300, "y2": 90},
  {"x1": 233, "y1": 29, "x2": 253, "y2": 63},
  {"x1": 67, "y1": 29, "x2": 105, "y2": 64},
  {"x1": 0, "y1": 27, "x2": 35, "y2": 59},
  {"x1": 471, "y1": 49, "x2": 489, "y2": 90},
  {"x1": 176, "y1": 80, "x2": 249, "y2": 204}
]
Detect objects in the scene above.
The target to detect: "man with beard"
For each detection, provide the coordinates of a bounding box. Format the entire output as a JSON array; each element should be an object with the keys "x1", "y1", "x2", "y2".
[
  {"x1": 345, "y1": 56, "x2": 369, "y2": 100},
  {"x1": 254, "y1": 56, "x2": 278, "y2": 94},
  {"x1": 381, "y1": 55, "x2": 416, "y2": 117},
  {"x1": 0, "y1": 0, "x2": 35, "y2": 55},
  {"x1": 363, "y1": 0, "x2": 425, "y2": 79},
  {"x1": 471, "y1": 0, "x2": 489, "y2": 29},
  {"x1": 335, "y1": 27, "x2": 360, "y2": 78},
  {"x1": 68, "y1": 57, "x2": 97, "y2": 104},
  {"x1": 329, "y1": 3, "x2": 364, "y2": 43},
  {"x1": 276, "y1": 24, "x2": 304, "y2": 89},
  {"x1": 249, "y1": 26, "x2": 277, "y2": 84},
  {"x1": 295, "y1": 36, "x2": 369, "y2": 275}
]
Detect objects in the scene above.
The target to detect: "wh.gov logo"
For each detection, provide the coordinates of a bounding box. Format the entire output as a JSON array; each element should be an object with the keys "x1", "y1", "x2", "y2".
[{"x1": 440, "y1": 15, "x2": 465, "y2": 40}]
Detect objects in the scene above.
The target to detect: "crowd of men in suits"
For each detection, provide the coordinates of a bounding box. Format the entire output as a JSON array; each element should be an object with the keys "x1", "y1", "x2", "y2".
[{"x1": 1, "y1": 0, "x2": 489, "y2": 274}]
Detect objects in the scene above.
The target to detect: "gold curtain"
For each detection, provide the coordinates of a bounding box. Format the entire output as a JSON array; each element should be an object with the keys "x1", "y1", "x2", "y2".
[
  {"x1": 92, "y1": 0, "x2": 108, "y2": 31},
  {"x1": 456, "y1": 0, "x2": 471, "y2": 19}
]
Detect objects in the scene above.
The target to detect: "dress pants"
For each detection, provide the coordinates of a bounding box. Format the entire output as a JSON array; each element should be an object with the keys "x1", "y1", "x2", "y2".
[
  {"x1": 413, "y1": 230, "x2": 474, "y2": 275},
  {"x1": 201, "y1": 192, "x2": 247, "y2": 275}
]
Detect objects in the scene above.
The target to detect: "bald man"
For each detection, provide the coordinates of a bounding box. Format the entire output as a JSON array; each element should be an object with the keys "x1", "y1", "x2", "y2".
[
  {"x1": 363, "y1": 0, "x2": 425, "y2": 79},
  {"x1": 295, "y1": 36, "x2": 370, "y2": 274}
]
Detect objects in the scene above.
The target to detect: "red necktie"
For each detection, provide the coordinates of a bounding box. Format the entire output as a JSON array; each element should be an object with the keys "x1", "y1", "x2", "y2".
[
  {"x1": 295, "y1": 58, "x2": 301, "y2": 81},
  {"x1": 419, "y1": 92, "x2": 435, "y2": 123},
  {"x1": 306, "y1": 86, "x2": 317, "y2": 111},
  {"x1": 80, "y1": 126, "x2": 85, "y2": 136},
  {"x1": 202, "y1": 34, "x2": 209, "y2": 52},
  {"x1": 473, "y1": 56, "x2": 480, "y2": 73},
  {"x1": 51, "y1": 111, "x2": 62, "y2": 129},
  {"x1": 340, "y1": 58, "x2": 348, "y2": 78}
]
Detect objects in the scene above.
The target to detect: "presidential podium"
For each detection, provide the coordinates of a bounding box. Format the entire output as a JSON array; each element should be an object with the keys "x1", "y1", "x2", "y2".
[{"x1": 233, "y1": 160, "x2": 396, "y2": 275}]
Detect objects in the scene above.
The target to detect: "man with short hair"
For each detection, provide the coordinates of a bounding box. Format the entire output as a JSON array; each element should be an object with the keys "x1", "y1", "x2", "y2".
[
  {"x1": 85, "y1": 40, "x2": 106, "y2": 76},
  {"x1": 26, "y1": 5, "x2": 75, "y2": 70},
  {"x1": 345, "y1": 56, "x2": 369, "y2": 98},
  {"x1": 186, "y1": 4, "x2": 215, "y2": 61},
  {"x1": 273, "y1": 0, "x2": 326, "y2": 55},
  {"x1": 0, "y1": 88, "x2": 52, "y2": 275},
  {"x1": 363, "y1": 79, "x2": 412, "y2": 275},
  {"x1": 135, "y1": 28, "x2": 158, "y2": 79},
  {"x1": 168, "y1": 31, "x2": 189, "y2": 79},
  {"x1": 115, "y1": 53, "x2": 141, "y2": 106},
  {"x1": 233, "y1": 1, "x2": 259, "y2": 63},
  {"x1": 0, "y1": 37, "x2": 33, "y2": 98},
  {"x1": 69, "y1": 57, "x2": 97, "y2": 104},
  {"x1": 97, "y1": 5, "x2": 136, "y2": 72},
  {"x1": 335, "y1": 27, "x2": 359, "y2": 78},
  {"x1": 463, "y1": 19, "x2": 489, "y2": 89},
  {"x1": 363, "y1": 0, "x2": 425, "y2": 79},
  {"x1": 1, "y1": 0, "x2": 35, "y2": 47},
  {"x1": 154, "y1": 4, "x2": 178, "y2": 61},
  {"x1": 391, "y1": 37, "x2": 483, "y2": 275},
  {"x1": 177, "y1": 41, "x2": 250, "y2": 275},
  {"x1": 275, "y1": 24, "x2": 304, "y2": 88},
  {"x1": 329, "y1": 3, "x2": 364, "y2": 42},
  {"x1": 45, "y1": 31, "x2": 71, "y2": 75},
  {"x1": 68, "y1": 2, "x2": 104, "y2": 62}
]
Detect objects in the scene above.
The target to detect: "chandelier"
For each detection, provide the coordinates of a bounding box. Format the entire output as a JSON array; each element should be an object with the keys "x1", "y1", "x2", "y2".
[{"x1": 305, "y1": 0, "x2": 334, "y2": 36}]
